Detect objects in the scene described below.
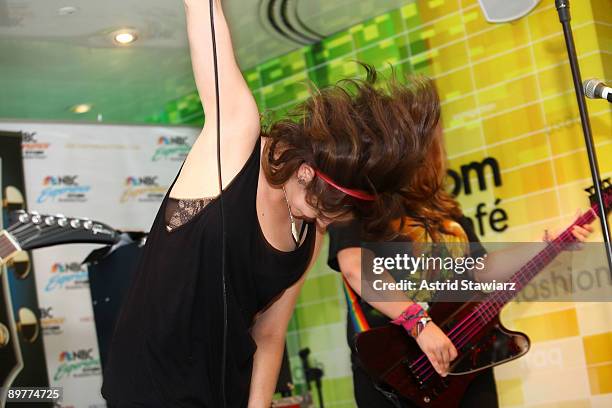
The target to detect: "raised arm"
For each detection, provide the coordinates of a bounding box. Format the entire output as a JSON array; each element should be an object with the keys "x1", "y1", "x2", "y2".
[{"x1": 184, "y1": 0, "x2": 260, "y2": 144}]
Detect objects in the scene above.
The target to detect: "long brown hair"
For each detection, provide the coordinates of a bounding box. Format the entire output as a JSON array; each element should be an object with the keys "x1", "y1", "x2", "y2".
[
  {"x1": 398, "y1": 124, "x2": 463, "y2": 241},
  {"x1": 261, "y1": 63, "x2": 448, "y2": 239}
]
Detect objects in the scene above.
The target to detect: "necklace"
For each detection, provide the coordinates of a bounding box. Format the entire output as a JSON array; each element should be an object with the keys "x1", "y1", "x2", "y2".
[{"x1": 282, "y1": 185, "x2": 300, "y2": 247}]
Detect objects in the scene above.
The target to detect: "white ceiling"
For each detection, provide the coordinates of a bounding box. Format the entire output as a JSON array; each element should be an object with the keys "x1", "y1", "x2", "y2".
[{"x1": 0, "y1": 0, "x2": 410, "y2": 122}]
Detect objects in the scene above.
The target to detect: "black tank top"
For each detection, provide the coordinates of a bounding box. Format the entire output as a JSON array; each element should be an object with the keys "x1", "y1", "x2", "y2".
[{"x1": 101, "y1": 137, "x2": 316, "y2": 407}]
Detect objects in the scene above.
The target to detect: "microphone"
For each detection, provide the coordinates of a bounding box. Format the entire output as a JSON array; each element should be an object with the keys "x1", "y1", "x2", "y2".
[{"x1": 583, "y1": 79, "x2": 612, "y2": 102}]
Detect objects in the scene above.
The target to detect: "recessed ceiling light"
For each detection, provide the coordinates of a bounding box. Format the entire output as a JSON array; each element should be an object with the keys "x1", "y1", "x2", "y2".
[
  {"x1": 113, "y1": 30, "x2": 138, "y2": 45},
  {"x1": 70, "y1": 104, "x2": 92, "y2": 114},
  {"x1": 58, "y1": 6, "x2": 79, "y2": 16}
]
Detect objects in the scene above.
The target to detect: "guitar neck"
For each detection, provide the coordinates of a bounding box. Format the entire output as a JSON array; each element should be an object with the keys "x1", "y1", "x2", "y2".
[
  {"x1": 475, "y1": 209, "x2": 597, "y2": 322},
  {"x1": 0, "y1": 231, "x2": 20, "y2": 264}
]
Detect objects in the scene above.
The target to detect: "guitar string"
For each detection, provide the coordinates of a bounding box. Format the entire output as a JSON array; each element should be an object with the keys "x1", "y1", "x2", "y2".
[
  {"x1": 409, "y1": 210, "x2": 592, "y2": 381},
  {"x1": 412, "y1": 208, "x2": 592, "y2": 368},
  {"x1": 413, "y1": 225, "x2": 579, "y2": 381}
]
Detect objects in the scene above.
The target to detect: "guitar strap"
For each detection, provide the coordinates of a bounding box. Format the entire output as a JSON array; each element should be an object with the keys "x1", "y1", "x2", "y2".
[{"x1": 341, "y1": 275, "x2": 370, "y2": 333}]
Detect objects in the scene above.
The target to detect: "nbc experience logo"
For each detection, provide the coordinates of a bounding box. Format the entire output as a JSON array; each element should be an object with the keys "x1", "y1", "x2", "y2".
[
  {"x1": 120, "y1": 176, "x2": 167, "y2": 203},
  {"x1": 36, "y1": 175, "x2": 90, "y2": 204},
  {"x1": 44, "y1": 262, "x2": 89, "y2": 292},
  {"x1": 54, "y1": 349, "x2": 100, "y2": 381},
  {"x1": 21, "y1": 132, "x2": 50, "y2": 159},
  {"x1": 39, "y1": 306, "x2": 65, "y2": 336},
  {"x1": 151, "y1": 136, "x2": 192, "y2": 162}
]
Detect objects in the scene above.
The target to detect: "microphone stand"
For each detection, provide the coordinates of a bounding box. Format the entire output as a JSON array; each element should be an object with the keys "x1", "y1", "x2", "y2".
[{"x1": 555, "y1": 0, "x2": 612, "y2": 275}]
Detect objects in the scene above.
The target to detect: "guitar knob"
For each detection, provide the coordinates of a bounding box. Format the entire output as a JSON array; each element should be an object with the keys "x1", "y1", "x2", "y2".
[
  {"x1": 0, "y1": 323, "x2": 9, "y2": 347},
  {"x1": 83, "y1": 220, "x2": 93, "y2": 230},
  {"x1": 423, "y1": 396, "x2": 431, "y2": 403},
  {"x1": 44, "y1": 216, "x2": 56, "y2": 226},
  {"x1": 70, "y1": 219, "x2": 81, "y2": 229}
]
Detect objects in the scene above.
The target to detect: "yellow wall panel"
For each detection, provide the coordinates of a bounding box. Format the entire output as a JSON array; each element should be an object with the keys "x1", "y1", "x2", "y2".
[
  {"x1": 497, "y1": 378, "x2": 524, "y2": 407},
  {"x1": 482, "y1": 104, "x2": 545, "y2": 145},
  {"x1": 472, "y1": 47, "x2": 534, "y2": 90},
  {"x1": 428, "y1": 42, "x2": 470, "y2": 76},
  {"x1": 467, "y1": 19, "x2": 530, "y2": 63},
  {"x1": 487, "y1": 134, "x2": 550, "y2": 169},
  {"x1": 588, "y1": 364, "x2": 612, "y2": 395},
  {"x1": 435, "y1": 68, "x2": 474, "y2": 102},
  {"x1": 513, "y1": 308, "x2": 579, "y2": 342},
  {"x1": 417, "y1": 0, "x2": 459, "y2": 22},
  {"x1": 478, "y1": 75, "x2": 540, "y2": 115},
  {"x1": 490, "y1": 189, "x2": 560, "y2": 227},
  {"x1": 583, "y1": 332, "x2": 612, "y2": 365},
  {"x1": 425, "y1": 12, "x2": 465, "y2": 48},
  {"x1": 494, "y1": 161, "x2": 555, "y2": 197}
]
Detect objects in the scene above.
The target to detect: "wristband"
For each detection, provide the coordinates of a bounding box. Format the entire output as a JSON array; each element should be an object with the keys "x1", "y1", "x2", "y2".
[{"x1": 391, "y1": 304, "x2": 430, "y2": 338}]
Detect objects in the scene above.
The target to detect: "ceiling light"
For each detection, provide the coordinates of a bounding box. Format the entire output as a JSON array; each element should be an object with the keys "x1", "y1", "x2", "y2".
[
  {"x1": 70, "y1": 104, "x2": 92, "y2": 114},
  {"x1": 58, "y1": 6, "x2": 79, "y2": 16},
  {"x1": 113, "y1": 30, "x2": 138, "y2": 45}
]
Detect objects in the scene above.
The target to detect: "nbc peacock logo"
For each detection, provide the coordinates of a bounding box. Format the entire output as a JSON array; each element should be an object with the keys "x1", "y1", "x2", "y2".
[
  {"x1": 44, "y1": 262, "x2": 89, "y2": 292},
  {"x1": 120, "y1": 175, "x2": 166, "y2": 203},
  {"x1": 151, "y1": 135, "x2": 192, "y2": 161},
  {"x1": 37, "y1": 175, "x2": 90, "y2": 203},
  {"x1": 54, "y1": 349, "x2": 100, "y2": 381}
]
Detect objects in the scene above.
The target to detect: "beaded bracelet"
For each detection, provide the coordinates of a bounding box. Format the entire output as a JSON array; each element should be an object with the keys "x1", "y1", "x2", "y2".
[{"x1": 391, "y1": 304, "x2": 430, "y2": 338}]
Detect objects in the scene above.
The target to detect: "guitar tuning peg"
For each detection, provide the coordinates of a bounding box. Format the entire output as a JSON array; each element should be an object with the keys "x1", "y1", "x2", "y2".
[
  {"x1": 18, "y1": 213, "x2": 30, "y2": 223},
  {"x1": 69, "y1": 219, "x2": 81, "y2": 229},
  {"x1": 83, "y1": 220, "x2": 93, "y2": 230},
  {"x1": 44, "y1": 216, "x2": 56, "y2": 226}
]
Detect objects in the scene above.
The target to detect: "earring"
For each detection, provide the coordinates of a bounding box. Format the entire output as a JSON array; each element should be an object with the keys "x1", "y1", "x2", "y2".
[{"x1": 298, "y1": 176, "x2": 307, "y2": 186}]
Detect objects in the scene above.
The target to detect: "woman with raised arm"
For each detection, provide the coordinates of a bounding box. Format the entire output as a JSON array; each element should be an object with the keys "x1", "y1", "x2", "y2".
[{"x1": 101, "y1": 1, "x2": 432, "y2": 407}]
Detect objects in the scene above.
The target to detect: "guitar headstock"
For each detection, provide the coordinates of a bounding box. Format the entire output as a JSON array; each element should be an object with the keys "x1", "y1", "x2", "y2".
[
  {"x1": 3, "y1": 210, "x2": 119, "y2": 254},
  {"x1": 585, "y1": 178, "x2": 612, "y2": 217}
]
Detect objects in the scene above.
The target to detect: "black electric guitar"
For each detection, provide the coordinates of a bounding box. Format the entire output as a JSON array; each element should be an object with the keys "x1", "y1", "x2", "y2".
[
  {"x1": 354, "y1": 182, "x2": 611, "y2": 407},
  {"x1": 1, "y1": 210, "x2": 120, "y2": 266},
  {"x1": 0, "y1": 210, "x2": 119, "y2": 404}
]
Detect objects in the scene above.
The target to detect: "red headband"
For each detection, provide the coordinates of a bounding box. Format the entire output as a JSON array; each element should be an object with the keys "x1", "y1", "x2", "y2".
[{"x1": 314, "y1": 170, "x2": 376, "y2": 201}]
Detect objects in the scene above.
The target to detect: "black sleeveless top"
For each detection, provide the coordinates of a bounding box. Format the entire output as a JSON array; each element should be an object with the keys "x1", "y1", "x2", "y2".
[{"x1": 101, "y1": 138, "x2": 316, "y2": 407}]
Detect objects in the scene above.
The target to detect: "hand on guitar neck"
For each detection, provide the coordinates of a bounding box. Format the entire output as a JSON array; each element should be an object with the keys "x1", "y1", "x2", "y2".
[{"x1": 472, "y1": 209, "x2": 595, "y2": 285}]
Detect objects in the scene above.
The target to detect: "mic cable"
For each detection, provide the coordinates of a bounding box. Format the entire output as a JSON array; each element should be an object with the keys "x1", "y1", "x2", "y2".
[{"x1": 207, "y1": 0, "x2": 228, "y2": 406}]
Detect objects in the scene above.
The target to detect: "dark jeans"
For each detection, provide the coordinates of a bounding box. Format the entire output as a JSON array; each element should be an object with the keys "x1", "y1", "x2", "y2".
[{"x1": 352, "y1": 362, "x2": 499, "y2": 408}]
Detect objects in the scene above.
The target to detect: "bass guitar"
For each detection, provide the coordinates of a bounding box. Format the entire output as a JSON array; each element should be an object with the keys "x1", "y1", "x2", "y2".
[{"x1": 354, "y1": 182, "x2": 611, "y2": 407}]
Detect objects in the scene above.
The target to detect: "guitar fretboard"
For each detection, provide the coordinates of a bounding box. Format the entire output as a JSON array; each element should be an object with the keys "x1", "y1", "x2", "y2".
[
  {"x1": 475, "y1": 208, "x2": 598, "y2": 323},
  {"x1": 0, "y1": 231, "x2": 19, "y2": 262}
]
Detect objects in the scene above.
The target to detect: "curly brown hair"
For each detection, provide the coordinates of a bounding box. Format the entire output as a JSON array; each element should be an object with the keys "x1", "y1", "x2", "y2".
[{"x1": 261, "y1": 63, "x2": 452, "y2": 240}]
